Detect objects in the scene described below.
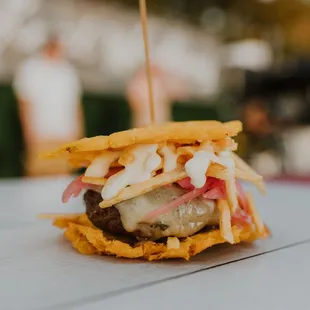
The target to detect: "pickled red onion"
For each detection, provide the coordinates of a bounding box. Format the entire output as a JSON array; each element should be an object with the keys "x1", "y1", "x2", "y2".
[
  {"x1": 202, "y1": 186, "x2": 226, "y2": 200},
  {"x1": 62, "y1": 168, "x2": 121, "y2": 203},
  {"x1": 231, "y1": 182, "x2": 251, "y2": 225},
  {"x1": 177, "y1": 177, "x2": 222, "y2": 192},
  {"x1": 62, "y1": 175, "x2": 85, "y2": 203},
  {"x1": 231, "y1": 208, "x2": 252, "y2": 225},
  {"x1": 143, "y1": 182, "x2": 209, "y2": 221},
  {"x1": 177, "y1": 177, "x2": 195, "y2": 190},
  {"x1": 236, "y1": 181, "x2": 249, "y2": 213}
]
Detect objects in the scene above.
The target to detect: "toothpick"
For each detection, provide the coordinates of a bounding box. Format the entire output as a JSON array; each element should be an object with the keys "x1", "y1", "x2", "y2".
[{"x1": 139, "y1": 0, "x2": 155, "y2": 124}]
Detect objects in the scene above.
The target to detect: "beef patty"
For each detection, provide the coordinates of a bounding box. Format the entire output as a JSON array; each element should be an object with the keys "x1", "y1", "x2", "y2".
[{"x1": 84, "y1": 190, "x2": 126, "y2": 235}]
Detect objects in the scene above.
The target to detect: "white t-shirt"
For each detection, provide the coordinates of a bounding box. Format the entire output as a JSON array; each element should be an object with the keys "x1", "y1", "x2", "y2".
[{"x1": 13, "y1": 55, "x2": 81, "y2": 140}]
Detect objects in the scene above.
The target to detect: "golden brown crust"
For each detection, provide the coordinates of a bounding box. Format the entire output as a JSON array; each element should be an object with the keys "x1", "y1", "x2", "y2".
[
  {"x1": 42, "y1": 120, "x2": 242, "y2": 158},
  {"x1": 53, "y1": 213, "x2": 264, "y2": 261}
]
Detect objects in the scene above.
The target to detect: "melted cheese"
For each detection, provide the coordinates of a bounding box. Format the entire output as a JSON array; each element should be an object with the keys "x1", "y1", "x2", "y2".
[
  {"x1": 101, "y1": 144, "x2": 161, "y2": 200},
  {"x1": 115, "y1": 185, "x2": 219, "y2": 239},
  {"x1": 159, "y1": 144, "x2": 178, "y2": 172},
  {"x1": 85, "y1": 151, "x2": 121, "y2": 178}
]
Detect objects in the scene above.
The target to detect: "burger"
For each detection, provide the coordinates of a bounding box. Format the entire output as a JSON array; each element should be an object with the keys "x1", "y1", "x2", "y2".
[{"x1": 43, "y1": 120, "x2": 269, "y2": 260}]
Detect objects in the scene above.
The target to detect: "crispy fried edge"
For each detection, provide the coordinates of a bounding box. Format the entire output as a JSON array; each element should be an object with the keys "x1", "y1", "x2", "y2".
[{"x1": 53, "y1": 213, "x2": 264, "y2": 261}]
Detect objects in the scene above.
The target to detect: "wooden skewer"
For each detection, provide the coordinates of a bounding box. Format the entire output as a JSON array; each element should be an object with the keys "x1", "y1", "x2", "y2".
[{"x1": 139, "y1": 0, "x2": 156, "y2": 124}]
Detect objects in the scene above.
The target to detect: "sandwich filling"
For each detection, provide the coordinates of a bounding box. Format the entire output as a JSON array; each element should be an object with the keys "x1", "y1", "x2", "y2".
[{"x1": 60, "y1": 136, "x2": 265, "y2": 243}]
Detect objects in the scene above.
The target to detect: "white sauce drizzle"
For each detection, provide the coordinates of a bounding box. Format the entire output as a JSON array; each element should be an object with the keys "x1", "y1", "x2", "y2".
[
  {"x1": 84, "y1": 151, "x2": 121, "y2": 178},
  {"x1": 101, "y1": 144, "x2": 161, "y2": 200},
  {"x1": 185, "y1": 143, "x2": 218, "y2": 188}
]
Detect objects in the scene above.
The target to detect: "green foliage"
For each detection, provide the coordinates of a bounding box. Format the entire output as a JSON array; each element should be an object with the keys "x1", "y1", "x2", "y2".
[{"x1": 0, "y1": 85, "x2": 24, "y2": 177}]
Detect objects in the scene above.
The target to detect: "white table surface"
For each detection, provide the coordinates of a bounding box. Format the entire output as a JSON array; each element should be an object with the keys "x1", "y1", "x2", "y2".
[{"x1": 0, "y1": 177, "x2": 309, "y2": 310}]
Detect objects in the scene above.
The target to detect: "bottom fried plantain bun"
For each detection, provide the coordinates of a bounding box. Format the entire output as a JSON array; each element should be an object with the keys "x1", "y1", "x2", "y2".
[{"x1": 42, "y1": 120, "x2": 270, "y2": 260}]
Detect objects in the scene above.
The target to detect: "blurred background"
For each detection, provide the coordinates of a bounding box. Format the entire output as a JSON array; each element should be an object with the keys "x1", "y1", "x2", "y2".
[{"x1": 0, "y1": 0, "x2": 309, "y2": 180}]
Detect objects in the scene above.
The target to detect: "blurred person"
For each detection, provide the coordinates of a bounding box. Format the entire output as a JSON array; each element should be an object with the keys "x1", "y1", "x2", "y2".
[
  {"x1": 243, "y1": 98, "x2": 273, "y2": 137},
  {"x1": 126, "y1": 64, "x2": 188, "y2": 127},
  {"x1": 13, "y1": 36, "x2": 84, "y2": 177}
]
